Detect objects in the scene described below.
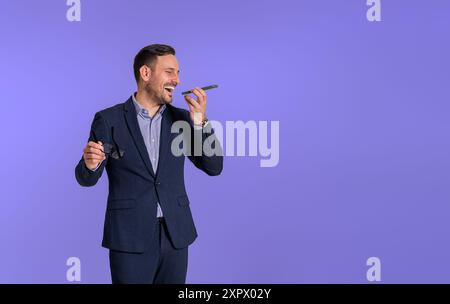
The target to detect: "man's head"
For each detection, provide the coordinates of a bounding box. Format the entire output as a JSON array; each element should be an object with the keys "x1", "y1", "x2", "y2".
[{"x1": 133, "y1": 44, "x2": 180, "y2": 104}]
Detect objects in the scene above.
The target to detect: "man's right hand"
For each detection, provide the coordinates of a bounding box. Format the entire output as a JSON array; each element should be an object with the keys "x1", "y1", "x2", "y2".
[{"x1": 83, "y1": 141, "x2": 106, "y2": 170}]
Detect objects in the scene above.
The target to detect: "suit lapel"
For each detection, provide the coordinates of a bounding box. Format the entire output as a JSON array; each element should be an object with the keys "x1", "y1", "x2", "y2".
[{"x1": 123, "y1": 98, "x2": 156, "y2": 177}]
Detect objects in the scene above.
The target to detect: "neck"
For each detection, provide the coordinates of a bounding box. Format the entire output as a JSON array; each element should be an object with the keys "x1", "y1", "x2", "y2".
[{"x1": 135, "y1": 89, "x2": 163, "y2": 118}]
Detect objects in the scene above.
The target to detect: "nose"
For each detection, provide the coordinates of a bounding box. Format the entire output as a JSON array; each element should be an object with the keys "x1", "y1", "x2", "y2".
[{"x1": 174, "y1": 74, "x2": 180, "y2": 86}]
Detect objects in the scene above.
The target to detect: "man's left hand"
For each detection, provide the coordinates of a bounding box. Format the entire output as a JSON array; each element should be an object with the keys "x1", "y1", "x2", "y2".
[{"x1": 184, "y1": 87, "x2": 207, "y2": 126}]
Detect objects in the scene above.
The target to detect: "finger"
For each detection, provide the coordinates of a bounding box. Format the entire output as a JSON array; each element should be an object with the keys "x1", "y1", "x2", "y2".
[
  {"x1": 84, "y1": 152, "x2": 104, "y2": 159},
  {"x1": 86, "y1": 145, "x2": 104, "y2": 155},
  {"x1": 84, "y1": 156, "x2": 103, "y2": 164},
  {"x1": 85, "y1": 154, "x2": 106, "y2": 162},
  {"x1": 185, "y1": 96, "x2": 204, "y2": 120},
  {"x1": 192, "y1": 88, "x2": 205, "y2": 104},
  {"x1": 87, "y1": 143, "x2": 104, "y2": 153},
  {"x1": 84, "y1": 157, "x2": 103, "y2": 163},
  {"x1": 184, "y1": 95, "x2": 197, "y2": 108},
  {"x1": 86, "y1": 146, "x2": 105, "y2": 156},
  {"x1": 197, "y1": 87, "x2": 207, "y2": 99},
  {"x1": 84, "y1": 155, "x2": 101, "y2": 163},
  {"x1": 194, "y1": 88, "x2": 207, "y2": 107},
  {"x1": 88, "y1": 141, "x2": 104, "y2": 152},
  {"x1": 184, "y1": 95, "x2": 201, "y2": 110},
  {"x1": 185, "y1": 102, "x2": 195, "y2": 113}
]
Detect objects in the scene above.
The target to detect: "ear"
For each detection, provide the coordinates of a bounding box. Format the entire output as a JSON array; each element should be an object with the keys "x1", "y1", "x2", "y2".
[{"x1": 139, "y1": 65, "x2": 151, "y2": 81}]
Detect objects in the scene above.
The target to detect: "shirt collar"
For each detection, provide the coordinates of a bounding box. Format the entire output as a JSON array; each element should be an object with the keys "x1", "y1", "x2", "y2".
[{"x1": 132, "y1": 93, "x2": 166, "y2": 119}]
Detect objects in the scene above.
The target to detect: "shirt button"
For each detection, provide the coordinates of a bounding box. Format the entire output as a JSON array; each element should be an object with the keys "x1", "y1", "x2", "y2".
[{"x1": 152, "y1": 138, "x2": 155, "y2": 142}]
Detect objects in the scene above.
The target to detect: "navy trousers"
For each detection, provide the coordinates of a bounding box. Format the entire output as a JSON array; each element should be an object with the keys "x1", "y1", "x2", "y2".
[{"x1": 109, "y1": 217, "x2": 188, "y2": 284}]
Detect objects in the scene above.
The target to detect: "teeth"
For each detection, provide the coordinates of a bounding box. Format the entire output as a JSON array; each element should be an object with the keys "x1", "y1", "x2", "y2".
[{"x1": 164, "y1": 86, "x2": 175, "y2": 92}]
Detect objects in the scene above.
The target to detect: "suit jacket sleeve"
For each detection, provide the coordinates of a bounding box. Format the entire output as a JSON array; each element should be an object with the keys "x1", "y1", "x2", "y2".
[
  {"x1": 75, "y1": 111, "x2": 110, "y2": 187},
  {"x1": 187, "y1": 120, "x2": 223, "y2": 176}
]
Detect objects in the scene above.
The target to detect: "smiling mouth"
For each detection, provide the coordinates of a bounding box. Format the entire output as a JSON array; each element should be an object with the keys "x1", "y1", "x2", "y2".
[{"x1": 164, "y1": 86, "x2": 175, "y2": 95}]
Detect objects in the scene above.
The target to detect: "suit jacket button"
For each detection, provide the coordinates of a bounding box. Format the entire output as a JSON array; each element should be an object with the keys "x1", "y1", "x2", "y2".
[{"x1": 155, "y1": 181, "x2": 160, "y2": 186}]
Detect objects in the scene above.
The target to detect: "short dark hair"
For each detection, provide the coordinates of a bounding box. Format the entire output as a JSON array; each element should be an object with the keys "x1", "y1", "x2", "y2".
[{"x1": 133, "y1": 44, "x2": 176, "y2": 82}]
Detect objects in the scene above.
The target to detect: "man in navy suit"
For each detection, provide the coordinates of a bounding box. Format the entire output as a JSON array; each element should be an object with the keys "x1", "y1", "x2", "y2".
[{"x1": 75, "y1": 44, "x2": 223, "y2": 284}]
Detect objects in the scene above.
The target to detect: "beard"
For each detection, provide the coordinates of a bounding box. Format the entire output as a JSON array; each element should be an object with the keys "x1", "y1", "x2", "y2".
[{"x1": 144, "y1": 82, "x2": 172, "y2": 105}]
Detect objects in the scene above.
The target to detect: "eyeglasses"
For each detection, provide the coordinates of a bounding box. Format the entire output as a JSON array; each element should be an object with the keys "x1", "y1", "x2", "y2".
[{"x1": 91, "y1": 126, "x2": 125, "y2": 160}]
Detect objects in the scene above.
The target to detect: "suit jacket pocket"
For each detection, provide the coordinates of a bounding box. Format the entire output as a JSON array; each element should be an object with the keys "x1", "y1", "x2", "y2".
[
  {"x1": 107, "y1": 199, "x2": 137, "y2": 210},
  {"x1": 177, "y1": 195, "x2": 190, "y2": 207}
]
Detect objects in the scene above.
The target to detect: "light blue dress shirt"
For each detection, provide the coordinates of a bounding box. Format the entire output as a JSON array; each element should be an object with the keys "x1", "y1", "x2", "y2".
[{"x1": 132, "y1": 93, "x2": 166, "y2": 218}]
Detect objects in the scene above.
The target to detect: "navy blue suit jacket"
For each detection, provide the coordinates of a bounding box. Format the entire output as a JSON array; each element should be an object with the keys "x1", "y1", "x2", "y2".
[{"x1": 75, "y1": 97, "x2": 223, "y2": 253}]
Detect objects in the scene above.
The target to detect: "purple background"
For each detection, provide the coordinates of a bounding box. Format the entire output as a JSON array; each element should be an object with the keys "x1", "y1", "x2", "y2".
[{"x1": 1, "y1": 0, "x2": 449, "y2": 283}]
